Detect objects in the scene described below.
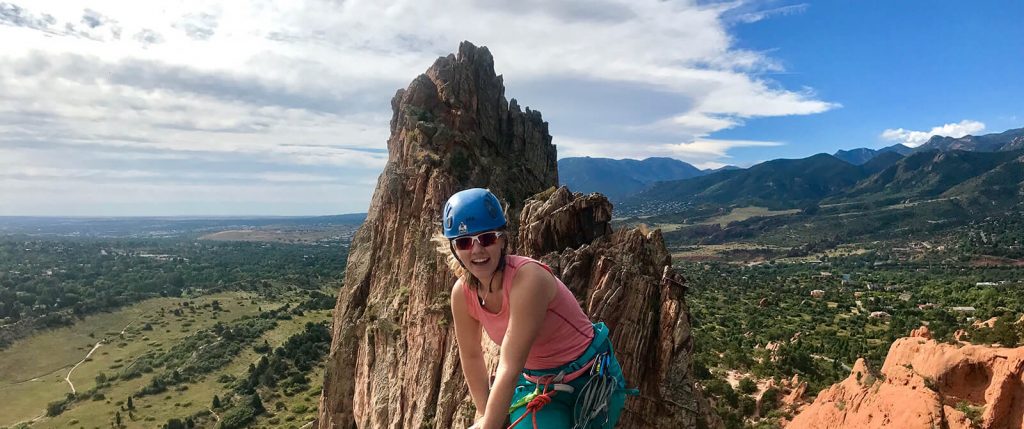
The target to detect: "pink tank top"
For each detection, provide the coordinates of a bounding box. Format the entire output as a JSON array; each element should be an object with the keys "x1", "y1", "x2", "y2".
[{"x1": 462, "y1": 255, "x2": 594, "y2": 370}]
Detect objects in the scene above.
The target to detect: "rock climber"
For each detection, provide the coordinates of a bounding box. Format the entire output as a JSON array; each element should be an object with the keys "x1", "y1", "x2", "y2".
[{"x1": 439, "y1": 188, "x2": 633, "y2": 429}]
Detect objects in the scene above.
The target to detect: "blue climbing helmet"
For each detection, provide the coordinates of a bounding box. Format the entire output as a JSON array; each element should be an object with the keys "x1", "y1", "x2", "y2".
[{"x1": 442, "y1": 188, "x2": 507, "y2": 238}]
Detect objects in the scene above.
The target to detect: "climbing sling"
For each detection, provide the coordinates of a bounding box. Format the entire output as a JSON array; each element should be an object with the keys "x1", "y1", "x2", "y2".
[{"x1": 508, "y1": 322, "x2": 638, "y2": 429}]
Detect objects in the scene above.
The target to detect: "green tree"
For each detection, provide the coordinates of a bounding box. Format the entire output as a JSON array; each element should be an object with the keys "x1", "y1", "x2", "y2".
[{"x1": 738, "y1": 377, "x2": 758, "y2": 395}]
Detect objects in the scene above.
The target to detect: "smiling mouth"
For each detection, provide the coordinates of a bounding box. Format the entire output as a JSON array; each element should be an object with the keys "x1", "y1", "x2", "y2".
[{"x1": 470, "y1": 257, "x2": 490, "y2": 265}]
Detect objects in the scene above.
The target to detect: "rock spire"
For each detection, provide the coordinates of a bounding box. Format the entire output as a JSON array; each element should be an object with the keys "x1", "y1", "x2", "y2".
[{"x1": 316, "y1": 41, "x2": 718, "y2": 429}]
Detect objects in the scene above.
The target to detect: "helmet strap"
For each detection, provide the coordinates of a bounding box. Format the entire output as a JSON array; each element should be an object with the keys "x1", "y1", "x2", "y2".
[
  {"x1": 487, "y1": 248, "x2": 507, "y2": 293},
  {"x1": 449, "y1": 242, "x2": 467, "y2": 269}
]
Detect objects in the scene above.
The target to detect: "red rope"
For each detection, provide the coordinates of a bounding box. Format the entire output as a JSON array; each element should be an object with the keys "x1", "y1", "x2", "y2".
[{"x1": 507, "y1": 383, "x2": 557, "y2": 429}]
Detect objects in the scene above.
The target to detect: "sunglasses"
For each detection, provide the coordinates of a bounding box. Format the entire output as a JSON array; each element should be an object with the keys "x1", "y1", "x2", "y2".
[{"x1": 451, "y1": 231, "x2": 504, "y2": 251}]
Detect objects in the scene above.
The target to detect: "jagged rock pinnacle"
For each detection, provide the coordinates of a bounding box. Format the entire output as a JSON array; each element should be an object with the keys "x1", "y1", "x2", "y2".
[{"x1": 316, "y1": 42, "x2": 719, "y2": 429}]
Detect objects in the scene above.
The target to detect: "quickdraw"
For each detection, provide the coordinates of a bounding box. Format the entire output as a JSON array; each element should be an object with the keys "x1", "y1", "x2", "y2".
[{"x1": 571, "y1": 353, "x2": 618, "y2": 429}]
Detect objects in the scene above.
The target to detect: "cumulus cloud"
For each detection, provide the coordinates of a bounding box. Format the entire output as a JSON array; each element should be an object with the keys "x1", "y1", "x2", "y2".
[
  {"x1": 0, "y1": 0, "x2": 834, "y2": 215},
  {"x1": 881, "y1": 120, "x2": 986, "y2": 147}
]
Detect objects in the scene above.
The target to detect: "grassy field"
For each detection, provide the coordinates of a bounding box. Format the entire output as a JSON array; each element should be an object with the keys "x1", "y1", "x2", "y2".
[
  {"x1": 670, "y1": 243, "x2": 791, "y2": 263},
  {"x1": 199, "y1": 225, "x2": 357, "y2": 244},
  {"x1": 0, "y1": 291, "x2": 323, "y2": 429},
  {"x1": 700, "y1": 206, "x2": 801, "y2": 227},
  {"x1": 644, "y1": 206, "x2": 800, "y2": 233}
]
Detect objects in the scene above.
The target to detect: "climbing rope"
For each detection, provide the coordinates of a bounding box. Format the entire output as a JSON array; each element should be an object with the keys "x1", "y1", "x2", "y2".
[
  {"x1": 507, "y1": 379, "x2": 558, "y2": 429},
  {"x1": 507, "y1": 353, "x2": 622, "y2": 429}
]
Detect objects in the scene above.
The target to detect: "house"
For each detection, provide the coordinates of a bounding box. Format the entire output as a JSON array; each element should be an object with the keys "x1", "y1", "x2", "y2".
[
  {"x1": 810, "y1": 290, "x2": 825, "y2": 299},
  {"x1": 869, "y1": 311, "x2": 891, "y2": 319}
]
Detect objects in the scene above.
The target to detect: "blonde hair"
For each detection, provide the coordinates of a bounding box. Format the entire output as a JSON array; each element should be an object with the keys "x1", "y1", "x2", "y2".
[
  {"x1": 432, "y1": 232, "x2": 470, "y2": 283},
  {"x1": 431, "y1": 231, "x2": 507, "y2": 291}
]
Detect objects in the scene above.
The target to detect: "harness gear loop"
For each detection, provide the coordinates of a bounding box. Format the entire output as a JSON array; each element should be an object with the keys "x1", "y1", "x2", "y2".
[{"x1": 572, "y1": 353, "x2": 621, "y2": 429}]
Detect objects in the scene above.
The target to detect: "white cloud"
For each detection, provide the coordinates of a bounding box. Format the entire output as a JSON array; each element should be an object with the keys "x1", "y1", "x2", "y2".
[
  {"x1": 556, "y1": 136, "x2": 783, "y2": 166},
  {"x1": 666, "y1": 139, "x2": 783, "y2": 158},
  {"x1": 0, "y1": 0, "x2": 835, "y2": 215},
  {"x1": 730, "y1": 3, "x2": 809, "y2": 24},
  {"x1": 881, "y1": 120, "x2": 986, "y2": 147}
]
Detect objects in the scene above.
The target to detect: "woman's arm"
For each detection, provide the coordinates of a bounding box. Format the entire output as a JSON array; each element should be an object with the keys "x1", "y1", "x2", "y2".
[
  {"x1": 451, "y1": 281, "x2": 490, "y2": 420},
  {"x1": 480, "y1": 264, "x2": 557, "y2": 429}
]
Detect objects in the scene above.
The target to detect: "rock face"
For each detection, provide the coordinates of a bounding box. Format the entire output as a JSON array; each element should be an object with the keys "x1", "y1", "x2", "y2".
[
  {"x1": 316, "y1": 42, "x2": 719, "y2": 429},
  {"x1": 514, "y1": 188, "x2": 721, "y2": 428},
  {"x1": 787, "y1": 330, "x2": 1024, "y2": 429}
]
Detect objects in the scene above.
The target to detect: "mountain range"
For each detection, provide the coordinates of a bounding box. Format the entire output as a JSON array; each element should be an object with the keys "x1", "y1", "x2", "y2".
[
  {"x1": 560, "y1": 127, "x2": 1024, "y2": 213},
  {"x1": 627, "y1": 148, "x2": 1021, "y2": 214},
  {"x1": 558, "y1": 156, "x2": 712, "y2": 201},
  {"x1": 832, "y1": 143, "x2": 913, "y2": 165}
]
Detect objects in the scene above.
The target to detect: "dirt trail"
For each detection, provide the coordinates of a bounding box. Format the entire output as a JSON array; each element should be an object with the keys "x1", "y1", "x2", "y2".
[
  {"x1": 9, "y1": 413, "x2": 45, "y2": 427},
  {"x1": 64, "y1": 342, "x2": 102, "y2": 394},
  {"x1": 64, "y1": 318, "x2": 137, "y2": 394}
]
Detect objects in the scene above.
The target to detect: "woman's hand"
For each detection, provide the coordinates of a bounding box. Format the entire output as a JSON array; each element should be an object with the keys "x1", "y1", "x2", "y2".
[{"x1": 468, "y1": 413, "x2": 485, "y2": 429}]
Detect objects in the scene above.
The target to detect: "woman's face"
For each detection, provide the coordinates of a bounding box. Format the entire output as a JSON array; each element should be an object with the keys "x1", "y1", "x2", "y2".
[{"x1": 452, "y1": 230, "x2": 505, "y2": 280}]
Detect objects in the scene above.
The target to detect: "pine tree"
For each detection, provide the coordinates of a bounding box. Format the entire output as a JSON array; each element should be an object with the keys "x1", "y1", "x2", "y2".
[
  {"x1": 126, "y1": 396, "x2": 134, "y2": 410},
  {"x1": 115, "y1": 411, "x2": 122, "y2": 428},
  {"x1": 250, "y1": 392, "x2": 265, "y2": 414},
  {"x1": 211, "y1": 394, "x2": 221, "y2": 409}
]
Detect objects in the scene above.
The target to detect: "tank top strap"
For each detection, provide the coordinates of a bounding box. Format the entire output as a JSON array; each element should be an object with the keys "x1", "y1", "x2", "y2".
[
  {"x1": 502, "y1": 255, "x2": 554, "y2": 293},
  {"x1": 458, "y1": 278, "x2": 481, "y2": 320}
]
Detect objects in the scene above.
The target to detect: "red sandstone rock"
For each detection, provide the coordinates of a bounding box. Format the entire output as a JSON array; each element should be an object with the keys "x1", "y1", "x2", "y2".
[
  {"x1": 974, "y1": 317, "x2": 999, "y2": 329},
  {"x1": 787, "y1": 330, "x2": 1024, "y2": 429},
  {"x1": 910, "y1": 325, "x2": 931, "y2": 339}
]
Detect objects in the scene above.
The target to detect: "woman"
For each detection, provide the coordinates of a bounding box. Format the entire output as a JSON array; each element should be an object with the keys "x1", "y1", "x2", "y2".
[{"x1": 439, "y1": 188, "x2": 631, "y2": 429}]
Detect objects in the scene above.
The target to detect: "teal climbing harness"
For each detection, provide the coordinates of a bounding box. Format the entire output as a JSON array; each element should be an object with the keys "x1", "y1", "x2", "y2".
[
  {"x1": 508, "y1": 377, "x2": 571, "y2": 429},
  {"x1": 507, "y1": 322, "x2": 638, "y2": 429}
]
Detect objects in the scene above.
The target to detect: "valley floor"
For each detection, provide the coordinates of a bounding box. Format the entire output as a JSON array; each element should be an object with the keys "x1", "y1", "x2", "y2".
[{"x1": 0, "y1": 291, "x2": 330, "y2": 429}]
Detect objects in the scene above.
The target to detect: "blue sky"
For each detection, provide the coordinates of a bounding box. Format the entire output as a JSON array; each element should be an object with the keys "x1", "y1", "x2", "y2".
[
  {"x1": 715, "y1": 0, "x2": 1024, "y2": 161},
  {"x1": 0, "y1": 0, "x2": 1020, "y2": 216}
]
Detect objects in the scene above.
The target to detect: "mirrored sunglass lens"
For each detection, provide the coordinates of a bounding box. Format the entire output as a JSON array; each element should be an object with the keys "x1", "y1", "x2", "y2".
[
  {"x1": 454, "y1": 237, "x2": 473, "y2": 250},
  {"x1": 478, "y1": 232, "x2": 498, "y2": 246}
]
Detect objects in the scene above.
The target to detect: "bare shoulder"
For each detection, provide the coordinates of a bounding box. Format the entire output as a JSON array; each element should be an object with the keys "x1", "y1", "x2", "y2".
[
  {"x1": 451, "y1": 278, "x2": 465, "y2": 294},
  {"x1": 450, "y1": 278, "x2": 468, "y2": 310},
  {"x1": 511, "y1": 262, "x2": 557, "y2": 301}
]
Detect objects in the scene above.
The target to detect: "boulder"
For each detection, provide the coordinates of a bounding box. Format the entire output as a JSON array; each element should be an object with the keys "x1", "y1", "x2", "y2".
[
  {"x1": 787, "y1": 331, "x2": 1024, "y2": 429},
  {"x1": 909, "y1": 325, "x2": 931, "y2": 339}
]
